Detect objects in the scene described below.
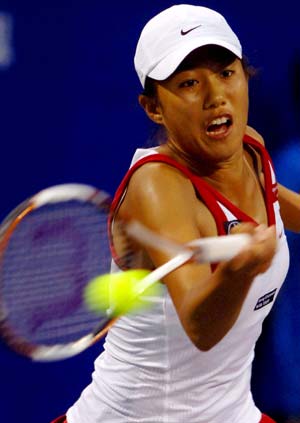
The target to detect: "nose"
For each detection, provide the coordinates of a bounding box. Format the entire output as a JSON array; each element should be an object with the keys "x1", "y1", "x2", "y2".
[{"x1": 203, "y1": 79, "x2": 226, "y2": 110}]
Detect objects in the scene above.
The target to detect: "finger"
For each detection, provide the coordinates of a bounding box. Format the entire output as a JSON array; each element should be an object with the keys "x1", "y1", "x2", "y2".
[
  {"x1": 229, "y1": 222, "x2": 257, "y2": 236},
  {"x1": 225, "y1": 225, "x2": 277, "y2": 274}
]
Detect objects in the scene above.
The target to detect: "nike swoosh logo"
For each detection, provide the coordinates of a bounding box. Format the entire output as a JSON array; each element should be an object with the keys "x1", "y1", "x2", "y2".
[{"x1": 181, "y1": 25, "x2": 202, "y2": 36}]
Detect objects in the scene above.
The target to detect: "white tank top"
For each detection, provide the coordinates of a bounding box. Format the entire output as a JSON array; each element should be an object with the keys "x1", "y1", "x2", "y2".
[{"x1": 67, "y1": 137, "x2": 289, "y2": 423}]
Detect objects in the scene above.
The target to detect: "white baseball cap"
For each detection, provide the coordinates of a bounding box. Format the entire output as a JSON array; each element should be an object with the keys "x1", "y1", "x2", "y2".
[{"x1": 134, "y1": 4, "x2": 242, "y2": 88}]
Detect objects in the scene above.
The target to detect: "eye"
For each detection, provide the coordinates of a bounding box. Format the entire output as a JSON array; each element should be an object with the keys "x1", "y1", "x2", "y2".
[
  {"x1": 220, "y1": 69, "x2": 234, "y2": 78},
  {"x1": 179, "y1": 79, "x2": 199, "y2": 88}
]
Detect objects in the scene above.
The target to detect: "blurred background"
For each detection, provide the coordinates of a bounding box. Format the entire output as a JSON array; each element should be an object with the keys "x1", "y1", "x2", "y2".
[{"x1": 0, "y1": 1, "x2": 300, "y2": 422}]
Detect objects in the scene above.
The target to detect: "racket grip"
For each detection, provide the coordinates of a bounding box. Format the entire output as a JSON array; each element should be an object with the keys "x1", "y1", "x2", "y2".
[{"x1": 189, "y1": 234, "x2": 251, "y2": 263}]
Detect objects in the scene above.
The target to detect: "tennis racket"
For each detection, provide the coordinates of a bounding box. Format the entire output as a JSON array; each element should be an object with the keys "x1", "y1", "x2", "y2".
[{"x1": 0, "y1": 183, "x2": 251, "y2": 362}]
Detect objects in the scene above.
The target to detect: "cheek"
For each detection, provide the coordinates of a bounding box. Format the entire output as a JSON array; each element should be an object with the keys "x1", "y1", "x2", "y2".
[
  {"x1": 235, "y1": 82, "x2": 249, "y2": 122},
  {"x1": 160, "y1": 97, "x2": 193, "y2": 131}
]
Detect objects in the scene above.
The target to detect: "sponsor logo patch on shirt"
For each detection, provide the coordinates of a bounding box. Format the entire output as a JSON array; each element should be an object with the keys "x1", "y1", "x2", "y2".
[{"x1": 254, "y1": 289, "x2": 277, "y2": 311}]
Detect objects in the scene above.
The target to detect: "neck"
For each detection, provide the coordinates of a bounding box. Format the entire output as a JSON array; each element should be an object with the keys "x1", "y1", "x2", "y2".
[
  {"x1": 158, "y1": 142, "x2": 247, "y2": 186},
  {"x1": 202, "y1": 155, "x2": 248, "y2": 193}
]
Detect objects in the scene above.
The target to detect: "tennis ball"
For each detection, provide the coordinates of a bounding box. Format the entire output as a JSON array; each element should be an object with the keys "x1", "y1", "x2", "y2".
[{"x1": 84, "y1": 269, "x2": 162, "y2": 316}]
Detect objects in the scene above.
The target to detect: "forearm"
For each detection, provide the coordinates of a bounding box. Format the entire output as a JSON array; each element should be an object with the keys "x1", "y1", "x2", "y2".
[{"x1": 278, "y1": 184, "x2": 300, "y2": 232}]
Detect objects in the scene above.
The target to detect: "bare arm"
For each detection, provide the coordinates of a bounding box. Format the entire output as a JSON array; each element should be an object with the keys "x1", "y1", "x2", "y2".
[
  {"x1": 176, "y1": 224, "x2": 276, "y2": 350},
  {"x1": 278, "y1": 184, "x2": 300, "y2": 232},
  {"x1": 117, "y1": 162, "x2": 277, "y2": 351}
]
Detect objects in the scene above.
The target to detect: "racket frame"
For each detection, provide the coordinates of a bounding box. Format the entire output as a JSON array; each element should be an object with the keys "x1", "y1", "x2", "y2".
[{"x1": 0, "y1": 184, "x2": 111, "y2": 361}]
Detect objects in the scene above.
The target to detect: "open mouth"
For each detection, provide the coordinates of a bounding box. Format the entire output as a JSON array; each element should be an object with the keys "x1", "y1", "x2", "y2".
[{"x1": 206, "y1": 116, "x2": 232, "y2": 137}]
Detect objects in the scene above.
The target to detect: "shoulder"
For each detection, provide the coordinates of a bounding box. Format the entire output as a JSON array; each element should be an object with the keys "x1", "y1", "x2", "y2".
[
  {"x1": 117, "y1": 159, "x2": 211, "y2": 243},
  {"x1": 245, "y1": 125, "x2": 265, "y2": 146},
  {"x1": 126, "y1": 160, "x2": 197, "y2": 208}
]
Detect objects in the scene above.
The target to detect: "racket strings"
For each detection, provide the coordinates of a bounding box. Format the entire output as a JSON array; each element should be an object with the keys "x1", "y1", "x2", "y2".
[{"x1": 1, "y1": 200, "x2": 111, "y2": 345}]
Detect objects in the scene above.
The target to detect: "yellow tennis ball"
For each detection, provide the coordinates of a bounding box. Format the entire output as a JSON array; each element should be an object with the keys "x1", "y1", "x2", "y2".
[{"x1": 84, "y1": 269, "x2": 162, "y2": 316}]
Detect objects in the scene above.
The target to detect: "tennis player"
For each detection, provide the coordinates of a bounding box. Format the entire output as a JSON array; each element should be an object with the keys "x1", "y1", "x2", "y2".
[{"x1": 51, "y1": 4, "x2": 300, "y2": 423}]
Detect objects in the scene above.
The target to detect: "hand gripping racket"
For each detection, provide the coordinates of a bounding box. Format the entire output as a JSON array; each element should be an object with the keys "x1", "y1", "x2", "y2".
[{"x1": 0, "y1": 183, "x2": 251, "y2": 362}]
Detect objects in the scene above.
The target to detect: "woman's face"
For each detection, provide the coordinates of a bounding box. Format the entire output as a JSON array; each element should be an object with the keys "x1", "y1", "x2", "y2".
[{"x1": 153, "y1": 47, "x2": 249, "y2": 163}]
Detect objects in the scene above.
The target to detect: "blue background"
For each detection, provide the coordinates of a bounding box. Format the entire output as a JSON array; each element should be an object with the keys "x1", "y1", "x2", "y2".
[{"x1": 1, "y1": 1, "x2": 300, "y2": 422}]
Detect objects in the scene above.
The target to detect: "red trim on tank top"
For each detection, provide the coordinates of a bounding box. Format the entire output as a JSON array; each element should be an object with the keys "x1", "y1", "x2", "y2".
[
  {"x1": 243, "y1": 135, "x2": 277, "y2": 226},
  {"x1": 109, "y1": 135, "x2": 277, "y2": 268}
]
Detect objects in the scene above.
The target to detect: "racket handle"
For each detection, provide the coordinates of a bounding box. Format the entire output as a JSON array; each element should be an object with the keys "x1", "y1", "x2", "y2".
[
  {"x1": 188, "y1": 233, "x2": 251, "y2": 263},
  {"x1": 128, "y1": 222, "x2": 252, "y2": 296},
  {"x1": 127, "y1": 221, "x2": 251, "y2": 264},
  {"x1": 134, "y1": 234, "x2": 251, "y2": 296}
]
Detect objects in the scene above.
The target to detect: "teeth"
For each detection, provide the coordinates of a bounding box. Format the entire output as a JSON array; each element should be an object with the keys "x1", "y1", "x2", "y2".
[{"x1": 210, "y1": 117, "x2": 229, "y2": 126}]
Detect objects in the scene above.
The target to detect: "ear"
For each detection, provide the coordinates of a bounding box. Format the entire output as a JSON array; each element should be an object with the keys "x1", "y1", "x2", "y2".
[{"x1": 138, "y1": 95, "x2": 163, "y2": 125}]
